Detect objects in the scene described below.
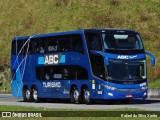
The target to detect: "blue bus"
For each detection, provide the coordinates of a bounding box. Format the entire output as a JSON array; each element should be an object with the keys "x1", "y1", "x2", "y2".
[{"x1": 11, "y1": 28, "x2": 155, "y2": 104}]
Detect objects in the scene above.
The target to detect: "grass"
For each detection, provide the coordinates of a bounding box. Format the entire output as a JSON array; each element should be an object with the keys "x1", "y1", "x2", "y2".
[
  {"x1": 149, "y1": 79, "x2": 160, "y2": 88},
  {"x1": 0, "y1": 105, "x2": 140, "y2": 111},
  {"x1": 0, "y1": 105, "x2": 159, "y2": 120},
  {"x1": 0, "y1": 68, "x2": 10, "y2": 93},
  {"x1": 0, "y1": 0, "x2": 160, "y2": 92}
]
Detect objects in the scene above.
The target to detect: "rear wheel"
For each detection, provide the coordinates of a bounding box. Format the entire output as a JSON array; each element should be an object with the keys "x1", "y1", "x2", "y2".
[
  {"x1": 23, "y1": 87, "x2": 31, "y2": 102},
  {"x1": 71, "y1": 87, "x2": 81, "y2": 104},
  {"x1": 83, "y1": 87, "x2": 92, "y2": 104},
  {"x1": 31, "y1": 87, "x2": 41, "y2": 103}
]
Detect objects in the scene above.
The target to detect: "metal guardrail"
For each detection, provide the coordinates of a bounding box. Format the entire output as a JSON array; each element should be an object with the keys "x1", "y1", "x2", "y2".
[{"x1": 148, "y1": 88, "x2": 160, "y2": 98}]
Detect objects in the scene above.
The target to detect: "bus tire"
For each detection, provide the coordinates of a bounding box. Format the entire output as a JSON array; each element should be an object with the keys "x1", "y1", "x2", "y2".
[
  {"x1": 32, "y1": 87, "x2": 40, "y2": 103},
  {"x1": 23, "y1": 87, "x2": 31, "y2": 102},
  {"x1": 83, "y1": 87, "x2": 92, "y2": 104},
  {"x1": 71, "y1": 87, "x2": 81, "y2": 104}
]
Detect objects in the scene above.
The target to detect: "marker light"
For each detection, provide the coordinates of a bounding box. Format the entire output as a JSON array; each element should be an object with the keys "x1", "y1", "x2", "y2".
[
  {"x1": 101, "y1": 84, "x2": 117, "y2": 90},
  {"x1": 143, "y1": 92, "x2": 147, "y2": 96},
  {"x1": 141, "y1": 86, "x2": 148, "y2": 90},
  {"x1": 108, "y1": 92, "x2": 113, "y2": 96}
]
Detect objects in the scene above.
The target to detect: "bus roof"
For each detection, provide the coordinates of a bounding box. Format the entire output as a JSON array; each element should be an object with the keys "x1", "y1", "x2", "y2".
[
  {"x1": 12, "y1": 30, "x2": 84, "y2": 41},
  {"x1": 84, "y1": 28, "x2": 139, "y2": 34},
  {"x1": 12, "y1": 28, "x2": 139, "y2": 41}
]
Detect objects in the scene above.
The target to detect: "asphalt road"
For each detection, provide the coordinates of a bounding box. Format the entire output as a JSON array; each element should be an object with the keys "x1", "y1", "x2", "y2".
[{"x1": 0, "y1": 94, "x2": 160, "y2": 111}]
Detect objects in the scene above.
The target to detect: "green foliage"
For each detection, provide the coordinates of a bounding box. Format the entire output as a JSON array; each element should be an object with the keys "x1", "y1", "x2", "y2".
[
  {"x1": 0, "y1": 105, "x2": 152, "y2": 120},
  {"x1": 149, "y1": 79, "x2": 160, "y2": 88},
  {"x1": 0, "y1": 68, "x2": 10, "y2": 93},
  {"x1": 0, "y1": 105, "x2": 139, "y2": 111},
  {"x1": 0, "y1": 0, "x2": 160, "y2": 90}
]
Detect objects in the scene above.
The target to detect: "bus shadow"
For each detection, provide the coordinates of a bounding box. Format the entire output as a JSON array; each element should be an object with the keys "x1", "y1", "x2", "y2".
[
  {"x1": 19, "y1": 98, "x2": 160, "y2": 105},
  {"x1": 92, "y1": 99, "x2": 160, "y2": 105},
  {"x1": 128, "y1": 99, "x2": 160, "y2": 105}
]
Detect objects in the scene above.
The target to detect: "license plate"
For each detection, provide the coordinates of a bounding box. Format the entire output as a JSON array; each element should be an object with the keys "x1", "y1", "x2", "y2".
[{"x1": 125, "y1": 94, "x2": 133, "y2": 98}]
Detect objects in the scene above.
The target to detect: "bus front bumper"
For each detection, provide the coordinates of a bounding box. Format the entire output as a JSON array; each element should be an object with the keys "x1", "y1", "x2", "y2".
[
  {"x1": 103, "y1": 88, "x2": 148, "y2": 99},
  {"x1": 91, "y1": 88, "x2": 147, "y2": 99}
]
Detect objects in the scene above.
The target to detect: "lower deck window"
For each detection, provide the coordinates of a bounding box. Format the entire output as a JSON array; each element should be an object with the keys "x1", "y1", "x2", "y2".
[{"x1": 36, "y1": 65, "x2": 88, "y2": 80}]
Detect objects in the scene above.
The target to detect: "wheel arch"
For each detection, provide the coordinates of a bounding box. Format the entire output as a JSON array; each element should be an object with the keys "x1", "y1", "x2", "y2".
[
  {"x1": 23, "y1": 85, "x2": 29, "y2": 93},
  {"x1": 70, "y1": 84, "x2": 77, "y2": 94},
  {"x1": 31, "y1": 84, "x2": 37, "y2": 90},
  {"x1": 30, "y1": 84, "x2": 37, "y2": 94},
  {"x1": 23, "y1": 85, "x2": 28, "y2": 89},
  {"x1": 81, "y1": 84, "x2": 89, "y2": 94}
]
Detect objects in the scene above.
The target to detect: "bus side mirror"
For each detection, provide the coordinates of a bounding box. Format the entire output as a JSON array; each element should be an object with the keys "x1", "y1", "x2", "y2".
[{"x1": 145, "y1": 52, "x2": 155, "y2": 66}]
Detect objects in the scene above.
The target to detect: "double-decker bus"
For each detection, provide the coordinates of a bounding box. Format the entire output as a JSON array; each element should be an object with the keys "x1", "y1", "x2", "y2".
[{"x1": 11, "y1": 28, "x2": 155, "y2": 104}]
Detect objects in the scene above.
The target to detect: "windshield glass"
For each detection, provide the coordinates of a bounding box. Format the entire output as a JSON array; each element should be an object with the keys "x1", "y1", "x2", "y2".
[
  {"x1": 107, "y1": 59, "x2": 146, "y2": 81},
  {"x1": 102, "y1": 34, "x2": 144, "y2": 50}
]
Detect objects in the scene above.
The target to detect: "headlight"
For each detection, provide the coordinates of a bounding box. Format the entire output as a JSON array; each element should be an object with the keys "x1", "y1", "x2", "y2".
[
  {"x1": 101, "y1": 84, "x2": 117, "y2": 90},
  {"x1": 141, "y1": 86, "x2": 148, "y2": 90}
]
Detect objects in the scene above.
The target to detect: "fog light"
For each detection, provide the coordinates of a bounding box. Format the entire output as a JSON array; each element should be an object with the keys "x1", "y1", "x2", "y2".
[
  {"x1": 143, "y1": 92, "x2": 147, "y2": 96},
  {"x1": 108, "y1": 92, "x2": 113, "y2": 96}
]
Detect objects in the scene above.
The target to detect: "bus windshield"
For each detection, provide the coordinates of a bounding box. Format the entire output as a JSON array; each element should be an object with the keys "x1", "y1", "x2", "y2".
[
  {"x1": 107, "y1": 59, "x2": 146, "y2": 82},
  {"x1": 102, "y1": 34, "x2": 144, "y2": 50}
]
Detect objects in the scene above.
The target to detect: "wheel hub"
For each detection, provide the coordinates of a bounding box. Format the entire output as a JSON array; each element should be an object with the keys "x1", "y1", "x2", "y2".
[
  {"x1": 33, "y1": 89, "x2": 38, "y2": 100},
  {"x1": 26, "y1": 90, "x2": 30, "y2": 100},
  {"x1": 73, "y1": 90, "x2": 79, "y2": 101},
  {"x1": 84, "y1": 90, "x2": 90, "y2": 100}
]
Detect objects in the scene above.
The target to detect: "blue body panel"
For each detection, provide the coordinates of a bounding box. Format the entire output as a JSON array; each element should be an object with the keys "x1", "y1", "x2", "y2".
[
  {"x1": 89, "y1": 79, "x2": 147, "y2": 99},
  {"x1": 11, "y1": 68, "x2": 23, "y2": 97},
  {"x1": 11, "y1": 29, "x2": 155, "y2": 100}
]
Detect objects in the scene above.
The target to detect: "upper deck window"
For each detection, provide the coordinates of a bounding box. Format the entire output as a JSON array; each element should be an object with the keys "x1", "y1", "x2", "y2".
[
  {"x1": 12, "y1": 34, "x2": 84, "y2": 55},
  {"x1": 85, "y1": 33, "x2": 102, "y2": 51},
  {"x1": 102, "y1": 34, "x2": 144, "y2": 50}
]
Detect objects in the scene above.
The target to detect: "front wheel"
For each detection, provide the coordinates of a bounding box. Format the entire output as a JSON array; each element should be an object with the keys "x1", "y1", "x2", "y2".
[
  {"x1": 71, "y1": 87, "x2": 81, "y2": 104},
  {"x1": 31, "y1": 87, "x2": 41, "y2": 103},
  {"x1": 83, "y1": 87, "x2": 92, "y2": 104}
]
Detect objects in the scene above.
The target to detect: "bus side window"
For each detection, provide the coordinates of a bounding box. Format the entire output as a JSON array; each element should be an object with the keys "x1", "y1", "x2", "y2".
[
  {"x1": 17, "y1": 41, "x2": 24, "y2": 55},
  {"x1": 36, "y1": 66, "x2": 88, "y2": 80},
  {"x1": 70, "y1": 66, "x2": 88, "y2": 80},
  {"x1": 33, "y1": 39, "x2": 45, "y2": 54},
  {"x1": 92, "y1": 36, "x2": 100, "y2": 50},
  {"x1": 11, "y1": 40, "x2": 30, "y2": 55},
  {"x1": 22, "y1": 40, "x2": 32, "y2": 55},
  {"x1": 47, "y1": 38, "x2": 58, "y2": 52},
  {"x1": 59, "y1": 36, "x2": 70, "y2": 52},
  {"x1": 63, "y1": 68, "x2": 69, "y2": 79},
  {"x1": 90, "y1": 54, "x2": 105, "y2": 79},
  {"x1": 71, "y1": 35, "x2": 84, "y2": 53},
  {"x1": 36, "y1": 66, "x2": 69, "y2": 80},
  {"x1": 85, "y1": 33, "x2": 102, "y2": 51},
  {"x1": 38, "y1": 43, "x2": 45, "y2": 54}
]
